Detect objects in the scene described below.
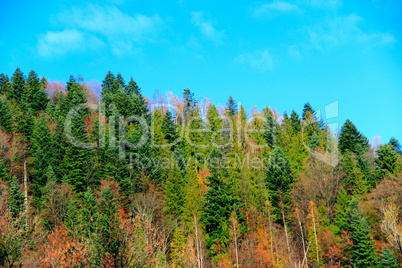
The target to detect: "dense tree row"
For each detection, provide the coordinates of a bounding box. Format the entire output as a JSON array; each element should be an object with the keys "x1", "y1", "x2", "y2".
[{"x1": 0, "y1": 68, "x2": 401, "y2": 267}]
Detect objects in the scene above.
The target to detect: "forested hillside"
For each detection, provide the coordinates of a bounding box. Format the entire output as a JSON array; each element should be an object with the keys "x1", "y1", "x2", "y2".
[{"x1": 0, "y1": 68, "x2": 401, "y2": 267}]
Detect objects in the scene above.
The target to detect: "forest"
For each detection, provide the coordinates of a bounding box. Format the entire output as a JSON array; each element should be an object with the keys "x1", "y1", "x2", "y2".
[{"x1": 0, "y1": 67, "x2": 401, "y2": 267}]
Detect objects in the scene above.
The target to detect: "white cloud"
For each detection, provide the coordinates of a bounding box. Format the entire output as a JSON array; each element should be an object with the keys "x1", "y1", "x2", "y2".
[
  {"x1": 191, "y1": 12, "x2": 223, "y2": 42},
  {"x1": 37, "y1": 29, "x2": 104, "y2": 57},
  {"x1": 234, "y1": 50, "x2": 274, "y2": 71},
  {"x1": 38, "y1": 4, "x2": 162, "y2": 57},
  {"x1": 253, "y1": 1, "x2": 301, "y2": 17},
  {"x1": 308, "y1": 14, "x2": 395, "y2": 49}
]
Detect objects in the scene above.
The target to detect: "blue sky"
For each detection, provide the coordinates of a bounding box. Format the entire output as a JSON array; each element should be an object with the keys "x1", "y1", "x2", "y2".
[{"x1": 1, "y1": 0, "x2": 401, "y2": 143}]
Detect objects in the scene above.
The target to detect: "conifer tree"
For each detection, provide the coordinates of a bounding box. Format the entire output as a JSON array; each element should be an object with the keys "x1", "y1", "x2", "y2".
[
  {"x1": 206, "y1": 104, "x2": 222, "y2": 147},
  {"x1": 334, "y1": 187, "x2": 351, "y2": 233},
  {"x1": 63, "y1": 106, "x2": 92, "y2": 193},
  {"x1": 302, "y1": 102, "x2": 314, "y2": 120},
  {"x1": 265, "y1": 146, "x2": 293, "y2": 221},
  {"x1": 14, "y1": 101, "x2": 34, "y2": 141},
  {"x1": 125, "y1": 77, "x2": 141, "y2": 95},
  {"x1": 202, "y1": 148, "x2": 246, "y2": 255},
  {"x1": 310, "y1": 132, "x2": 320, "y2": 149},
  {"x1": 226, "y1": 95, "x2": 237, "y2": 116},
  {"x1": 162, "y1": 110, "x2": 178, "y2": 147},
  {"x1": 164, "y1": 166, "x2": 186, "y2": 216},
  {"x1": 262, "y1": 114, "x2": 278, "y2": 148},
  {"x1": 10, "y1": 67, "x2": 25, "y2": 102},
  {"x1": 0, "y1": 74, "x2": 11, "y2": 95},
  {"x1": 339, "y1": 119, "x2": 369, "y2": 155},
  {"x1": 0, "y1": 159, "x2": 10, "y2": 182},
  {"x1": 0, "y1": 98, "x2": 13, "y2": 133},
  {"x1": 24, "y1": 70, "x2": 48, "y2": 113},
  {"x1": 389, "y1": 137, "x2": 401, "y2": 155},
  {"x1": 170, "y1": 226, "x2": 187, "y2": 267},
  {"x1": 375, "y1": 144, "x2": 399, "y2": 178},
  {"x1": 290, "y1": 110, "x2": 301, "y2": 133},
  {"x1": 346, "y1": 199, "x2": 379, "y2": 267},
  {"x1": 379, "y1": 246, "x2": 398, "y2": 268},
  {"x1": 8, "y1": 177, "x2": 24, "y2": 219}
]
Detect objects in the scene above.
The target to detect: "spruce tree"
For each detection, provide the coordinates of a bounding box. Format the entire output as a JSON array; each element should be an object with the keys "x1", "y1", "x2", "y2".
[
  {"x1": 226, "y1": 95, "x2": 237, "y2": 116},
  {"x1": 262, "y1": 114, "x2": 278, "y2": 148},
  {"x1": 10, "y1": 67, "x2": 25, "y2": 102},
  {"x1": 389, "y1": 137, "x2": 401, "y2": 155},
  {"x1": 0, "y1": 159, "x2": 10, "y2": 182},
  {"x1": 310, "y1": 132, "x2": 320, "y2": 150},
  {"x1": 0, "y1": 98, "x2": 13, "y2": 133},
  {"x1": 202, "y1": 148, "x2": 246, "y2": 255},
  {"x1": 25, "y1": 70, "x2": 48, "y2": 113},
  {"x1": 0, "y1": 74, "x2": 11, "y2": 95},
  {"x1": 14, "y1": 101, "x2": 34, "y2": 141},
  {"x1": 290, "y1": 110, "x2": 301, "y2": 133},
  {"x1": 265, "y1": 146, "x2": 293, "y2": 221},
  {"x1": 302, "y1": 102, "x2": 314, "y2": 120},
  {"x1": 163, "y1": 166, "x2": 186, "y2": 216},
  {"x1": 379, "y1": 246, "x2": 398, "y2": 268},
  {"x1": 339, "y1": 119, "x2": 369, "y2": 155},
  {"x1": 125, "y1": 77, "x2": 141, "y2": 95},
  {"x1": 161, "y1": 110, "x2": 178, "y2": 147},
  {"x1": 375, "y1": 144, "x2": 399, "y2": 178},
  {"x1": 346, "y1": 199, "x2": 379, "y2": 267},
  {"x1": 8, "y1": 177, "x2": 25, "y2": 219}
]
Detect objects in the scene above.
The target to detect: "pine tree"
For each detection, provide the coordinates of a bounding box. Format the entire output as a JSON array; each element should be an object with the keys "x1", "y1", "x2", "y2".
[
  {"x1": 0, "y1": 159, "x2": 10, "y2": 182},
  {"x1": 310, "y1": 132, "x2": 320, "y2": 150},
  {"x1": 389, "y1": 137, "x2": 401, "y2": 155},
  {"x1": 346, "y1": 198, "x2": 379, "y2": 267},
  {"x1": 226, "y1": 95, "x2": 237, "y2": 116},
  {"x1": 339, "y1": 119, "x2": 369, "y2": 155},
  {"x1": 0, "y1": 74, "x2": 11, "y2": 95},
  {"x1": 10, "y1": 67, "x2": 25, "y2": 102},
  {"x1": 375, "y1": 144, "x2": 398, "y2": 178},
  {"x1": 202, "y1": 148, "x2": 246, "y2": 255},
  {"x1": 14, "y1": 101, "x2": 34, "y2": 141},
  {"x1": 379, "y1": 246, "x2": 398, "y2": 268},
  {"x1": 170, "y1": 227, "x2": 187, "y2": 267},
  {"x1": 302, "y1": 102, "x2": 315, "y2": 121},
  {"x1": 63, "y1": 108, "x2": 92, "y2": 193},
  {"x1": 162, "y1": 110, "x2": 178, "y2": 147},
  {"x1": 164, "y1": 166, "x2": 186, "y2": 216},
  {"x1": 8, "y1": 177, "x2": 24, "y2": 219},
  {"x1": 125, "y1": 77, "x2": 141, "y2": 95},
  {"x1": 0, "y1": 98, "x2": 13, "y2": 133},
  {"x1": 25, "y1": 70, "x2": 48, "y2": 113},
  {"x1": 265, "y1": 146, "x2": 293, "y2": 221},
  {"x1": 334, "y1": 187, "x2": 351, "y2": 233},
  {"x1": 262, "y1": 114, "x2": 278, "y2": 148},
  {"x1": 290, "y1": 110, "x2": 301, "y2": 133},
  {"x1": 206, "y1": 104, "x2": 223, "y2": 147}
]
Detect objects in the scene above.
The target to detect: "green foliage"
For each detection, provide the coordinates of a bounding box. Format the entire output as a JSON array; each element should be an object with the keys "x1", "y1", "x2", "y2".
[
  {"x1": 162, "y1": 110, "x2": 178, "y2": 146},
  {"x1": 0, "y1": 98, "x2": 13, "y2": 133},
  {"x1": 265, "y1": 146, "x2": 293, "y2": 221},
  {"x1": 339, "y1": 119, "x2": 369, "y2": 155},
  {"x1": 334, "y1": 187, "x2": 351, "y2": 232},
  {"x1": 345, "y1": 199, "x2": 379, "y2": 267},
  {"x1": 0, "y1": 73, "x2": 11, "y2": 95},
  {"x1": 389, "y1": 137, "x2": 401, "y2": 155},
  {"x1": 226, "y1": 95, "x2": 237, "y2": 116},
  {"x1": 379, "y1": 246, "x2": 398, "y2": 268},
  {"x1": 0, "y1": 159, "x2": 10, "y2": 182},
  {"x1": 290, "y1": 110, "x2": 301, "y2": 133},
  {"x1": 8, "y1": 177, "x2": 25, "y2": 219},
  {"x1": 25, "y1": 70, "x2": 48, "y2": 114},
  {"x1": 375, "y1": 144, "x2": 399, "y2": 177},
  {"x1": 10, "y1": 67, "x2": 25, "y2": 102},
  {"x1": 164, "y1": 166, "x2": 186, "y2": 216},
  {"x1": 262, "y1": 115, "x2": 278, "y2": 148}
]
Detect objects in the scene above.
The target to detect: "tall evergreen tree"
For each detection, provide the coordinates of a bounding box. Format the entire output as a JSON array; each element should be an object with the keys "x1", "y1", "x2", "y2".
[
  {"x1": 0, "y1": 98, "x2": 13, "y2": 133},
  {"x1": 10, "y1": 67, "x2": 25, "y2": 102},
  {"x1": 339, "y1": 119, "x2": 369, "y2": 155},
  {"x1": 389, "y1": 137, "x2": 401, "y2": 155},
  {"x1": 0, "y1": 159, "x2": 10, "y2": 182},
  {"x1": 226, "y1": 95, "x2": 237, "y2": 116},
  {"x1": 161, "y1": 110, "x2": 178, "y2": 147},
  {"x1": 8, "y1": 177, "x2": 25, "y2": 219},
  {"x1": 0, "y1": 74, "x2": 11, "y2": 95},
  {"x1": 379, "y1": 246, "x2": 398, "y2": 268},
  {"x1": 345, "y1": 199, "x2": 379, "y2": 267},
  {"x1": 265, "y1": 146, "x2": 293, "y2": 221},
  {"x1": 290, "y1": 110, "x2": 301, "y2": 133},
  {"x1": 375, "y1": 144, "x2": 399, "y2": 178},
  {"x1": 125, "y1": 77, "x2": 141, "y2": 96},
  {"x1": 202, "y1": 148, "x2": 246, "y2": 255},
  {"x1": 262, "y1": 114, "x2": 278, "y2": 148},
  {"x1": 164, "y1": 166, "x2": 186, "y2": 216}
]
